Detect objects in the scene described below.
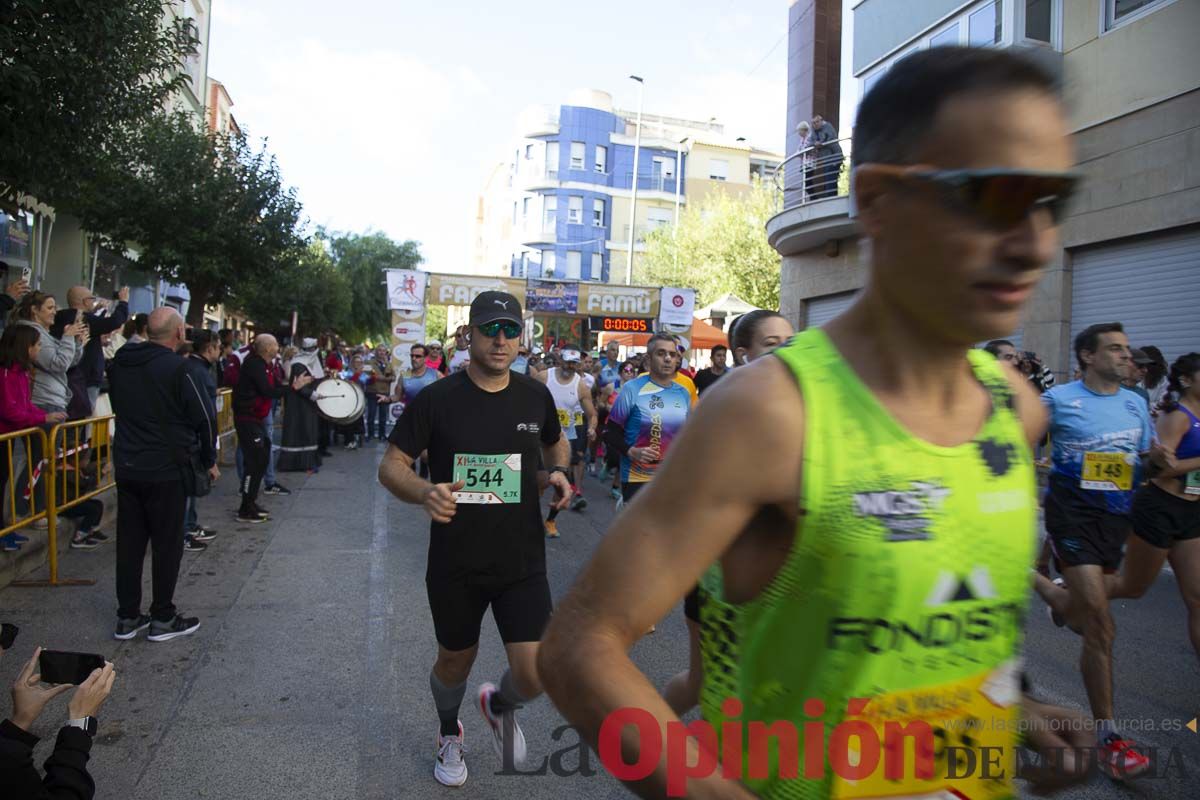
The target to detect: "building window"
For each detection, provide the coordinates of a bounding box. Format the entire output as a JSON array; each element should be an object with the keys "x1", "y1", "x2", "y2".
[
  {"x1": 525, "y1": 144, "x2": 534, "y2": 159},
  {"x1": 544, "y1": 196, "x2": 557, "y2": 229},
  {"x1": 708, "y1": 159, "x2": 728, "y2": 181},
  {"x1": 647, "y1": 207, "x2": 673, "y2": 230},
  {"x1": 570, "y1": 141, "x2": 585, "y2": 170},
  {"x1": 930, "y1": 22, "x2": 960, "y2": 47},
  {"x1": 541, "y1": 249, "x2": 555, "y2": 276},
  {"x1": 512, "y1": 202, "x2": 518, "y2": 225},
  {"x1": 518, "y1": 253, "x2": 529, "y2": 278},
  {"x1": 968, "y1": 1, "x2": 1000, "y2": 45},
  {"x1": 595, "y1": 145, "x2": 607, "y2": 173},
  {"x1": 592, "y1": 198, "x2": 605, "y2": 226},
  {"x1": 1025, "y1": 0, "x2": 1054, "y2": 42},
  {"x1": 565, "y1": 251, "x2": 582, "y2": 280},
  {"x1": 1106, "y1": 0, "x2": 1166, "y2": 29},
  {"x1": 522, "y1": 197, "x2": 530, "y2": 218},
  {"x1": 568, "y1": 196, "x2": 583, "y2": 224},
  {"x1": 590, "y1": 253, "x2": 603, "y2": 281},
  {"x1": 546, "y1": 141, "x2": 559, "y2": 177}
]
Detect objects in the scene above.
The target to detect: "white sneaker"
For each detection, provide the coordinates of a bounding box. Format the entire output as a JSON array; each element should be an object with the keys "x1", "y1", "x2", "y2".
[
  {"x1": 434, "y1": 721, "x2": 467, "y2": 787},
  {"x1": 478, "y1": 682, "x2": 527, "y2": 766}
]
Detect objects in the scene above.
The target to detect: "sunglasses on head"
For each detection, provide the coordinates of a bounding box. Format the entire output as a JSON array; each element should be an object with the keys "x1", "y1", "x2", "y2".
[
  {"x1": 875, "y1": 166, "x2": 1079, "y2": 230},
  {"x1": 477, "y1": 320, "x2": 523, "y2": 339}
]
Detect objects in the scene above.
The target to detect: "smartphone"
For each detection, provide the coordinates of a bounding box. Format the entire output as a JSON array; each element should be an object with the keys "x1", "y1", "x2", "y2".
[
  {"x1": 39, "y1": 650, "x2": 105, "y2": 685},
  {"x1": 21, "y1": 267, "x2": 31, "y2": 284},
  {"x1": 0, "y1": 623, "x2": 17, "y2": 649}
]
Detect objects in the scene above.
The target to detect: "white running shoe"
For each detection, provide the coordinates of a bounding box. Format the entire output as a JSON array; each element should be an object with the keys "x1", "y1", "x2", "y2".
[
  {"x1": 1047, "y1": 577, "x2": 1066, "y2": 628},
  {"x1": 433, "y1": 721, "x2": 467, "y2": 787},
  {"x1": 478, "y1": 682, "x2": 527, "y2": 766}
]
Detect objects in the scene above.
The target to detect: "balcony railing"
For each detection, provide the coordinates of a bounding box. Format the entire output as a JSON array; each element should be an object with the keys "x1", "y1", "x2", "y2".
[
  {"x1": 771, "y1": 137, "x2": 852, "y2": 211},
  {"x1": 615, "y1": 172, "x2": 681, "y2": 194},
  {"x1": 619, "y1": 222, "x2": 672, "y2": 244}
]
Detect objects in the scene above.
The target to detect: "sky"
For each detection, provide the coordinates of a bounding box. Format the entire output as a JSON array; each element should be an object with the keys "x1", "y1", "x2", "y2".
[{"x1": 208, "y1": 0, "x2": 856, "y2": 275}]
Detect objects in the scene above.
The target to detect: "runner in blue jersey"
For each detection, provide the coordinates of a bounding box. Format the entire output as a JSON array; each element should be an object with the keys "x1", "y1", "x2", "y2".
[
  {"x1": 389, "y1": 343, "x2": 440, "y2": 476},
  {"x1": 1034, "y1": 322, "x2": 1154, "y2": 779},
  {"x1": 605, "y1": 333, "x2": 694, "y2": 504}
]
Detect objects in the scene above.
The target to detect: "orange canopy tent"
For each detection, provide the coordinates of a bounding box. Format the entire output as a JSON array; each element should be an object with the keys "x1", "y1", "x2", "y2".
[{"x1": 599, "y1": 317, "x2": 728, "y2": 350}]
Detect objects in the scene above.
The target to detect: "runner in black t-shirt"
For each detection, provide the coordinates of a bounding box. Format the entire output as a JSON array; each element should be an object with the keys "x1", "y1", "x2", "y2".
[
  {"x1": 693, "y1": 344, "x2": 729, "y2": 396},
  {"x1": 379, "y1": 291, "x2": 571, "y2": 788}
]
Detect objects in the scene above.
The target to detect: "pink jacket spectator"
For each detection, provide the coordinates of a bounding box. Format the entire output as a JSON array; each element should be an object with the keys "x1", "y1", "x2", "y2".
[{"x1": 0, "y1": 364, "x2": 48, "y2": 433}]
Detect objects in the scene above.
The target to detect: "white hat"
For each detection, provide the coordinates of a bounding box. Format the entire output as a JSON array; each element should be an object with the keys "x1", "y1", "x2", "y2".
[{"x1": 561, "y1": 348, "x2": 581, "y2": 363}]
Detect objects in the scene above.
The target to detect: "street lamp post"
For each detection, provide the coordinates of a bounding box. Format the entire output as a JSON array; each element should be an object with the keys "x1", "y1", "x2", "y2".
[
  {"x1": 625, "y1": 75, "x2": 644, "y2": 285},
  {"x1": 674, "y1": 136, "x2": 688, "y2": 271}
]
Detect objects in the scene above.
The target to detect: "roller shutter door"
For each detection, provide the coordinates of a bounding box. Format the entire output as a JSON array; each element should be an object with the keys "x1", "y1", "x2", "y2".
[
  {"x1": 1070, "y1": 227, "x2": 1200, "y2": 364},
  {"x1": 804, "y1": 291, "x2": 858, "y2": 329}
]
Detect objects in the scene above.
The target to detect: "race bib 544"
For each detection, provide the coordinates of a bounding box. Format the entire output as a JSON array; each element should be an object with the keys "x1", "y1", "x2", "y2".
[{"x1": 453, "y1": 453, "x2": 522, "y2": 504}]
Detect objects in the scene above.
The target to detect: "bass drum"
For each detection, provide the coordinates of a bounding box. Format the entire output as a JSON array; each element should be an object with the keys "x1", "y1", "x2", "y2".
[{"x1": 311, "y1": 378, "x2": 366, "y2": 424}]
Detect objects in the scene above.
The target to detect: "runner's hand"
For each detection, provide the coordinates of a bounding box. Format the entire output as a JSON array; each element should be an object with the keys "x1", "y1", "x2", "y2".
[
  {"x1": 547, "y1": 470, "x2": 572, "y2": 510},
  {"x1": 1148, "y1": 442, "x2": 1175, "y2": 472},
  {"x1": 67, "y1": 662, "x2": 116, "y2": 719},
  {"x1": 10, "y1": 647, "x2": 72, "y2": 731},
  {"x1": 45, "y1": 412, "x2": 67, "y2": 423},
  {"x1": 629, "y1": 445, "x2": 659, "y2": 465},
  {"x1": 117, "y1": 286, "x2": 130, "y2": 302},
  {"x1": 423, "y1": 480, "x2": 464, "y2": 523},
  {"x1": 208, "y1": 465, "x2": 220, "y2": 482},
  {"x1": 586, "y1": 427, "x2": 596, "y2": 442}
]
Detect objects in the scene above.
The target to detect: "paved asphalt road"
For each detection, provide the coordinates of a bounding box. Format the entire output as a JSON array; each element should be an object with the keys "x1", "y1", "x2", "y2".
[{"x1": 1, "y1": 442, "x2": 1196, "y2": 799}]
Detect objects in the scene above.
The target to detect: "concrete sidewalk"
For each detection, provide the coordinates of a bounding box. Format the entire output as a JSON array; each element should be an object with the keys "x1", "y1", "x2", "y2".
[{"x1": 0, "y1": 445, "x2": 671, "y2": 799}]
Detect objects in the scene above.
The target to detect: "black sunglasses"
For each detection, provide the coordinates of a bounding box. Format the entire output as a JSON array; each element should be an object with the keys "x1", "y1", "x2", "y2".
[
  {"x1": 477, "y1": 320, "x2": 523, "y2": 339},
  {"x1": 893, "y1": 168, "x2": 1079, "y2": 230}
]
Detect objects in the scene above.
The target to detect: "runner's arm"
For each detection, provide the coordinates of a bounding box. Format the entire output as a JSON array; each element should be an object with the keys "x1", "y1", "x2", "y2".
[
  {"x1": 539, "y1": 359, "x2": 802, "y2": 800},
  {"x1": 577, "y1": 379, "x2": 596, "y2": 438},
  {"x1": 1152, "y1": 411, "x2": 1200, "y2": 477},
  {"x1": 1001, "y1": 362, "x2": 1049, "y2": 447}
]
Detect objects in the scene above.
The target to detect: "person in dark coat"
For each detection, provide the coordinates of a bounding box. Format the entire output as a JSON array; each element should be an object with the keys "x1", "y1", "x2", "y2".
[{"x1": 276, "y1": 362, "x2": 322, "y2": 473}]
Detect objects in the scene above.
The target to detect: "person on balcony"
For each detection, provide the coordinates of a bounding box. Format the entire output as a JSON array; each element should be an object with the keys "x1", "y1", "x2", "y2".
[{"x1": 811, "y1": 113, "x2": 843, "y2": 199}]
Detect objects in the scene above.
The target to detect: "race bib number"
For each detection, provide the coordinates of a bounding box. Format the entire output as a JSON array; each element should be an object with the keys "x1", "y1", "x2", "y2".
[
  {"x1": 453, "y1": 453, "x2": 521, "y2": 504},
  {"x1": 1080, "y1": 451, "x2": 1134, "y2": 491},
  {"x1": 557, "y1": 409, "x2": 571, "y2": 429},
  {"x1": 831, "y1": 662, "x2": 1020, "y2": 800},
  {"x1": 573, "y1": 411, "x2": 584, "y2": 426},
  {"x1": 1185, "y1": 469, "x2": 1200, "y2": 497}
]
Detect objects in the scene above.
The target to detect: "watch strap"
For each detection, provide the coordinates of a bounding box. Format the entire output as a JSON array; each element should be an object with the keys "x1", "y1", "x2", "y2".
[{"x1": 65, "y1": 717, "x2": 96, "y2": 736}]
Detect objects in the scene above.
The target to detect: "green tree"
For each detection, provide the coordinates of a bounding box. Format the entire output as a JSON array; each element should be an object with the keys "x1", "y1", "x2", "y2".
[
  {"x1": 424, "y1": 304, "x2": 448, "y2": 344},
  {"x1": 76, "y1": 112, "x2": 304, "y2": 326},
  {"x1": 636, "y1": 178, "x2": 782, "y2": 310},
  {"x1": 322, "y1": 230, "x2": 423, "y2": 344},
  {"x1": 233, "y1": 241, "x2": 351, "y2": 338},
  {"x1": 0, "y1": 0, "x2": 197, "y2": 201}
]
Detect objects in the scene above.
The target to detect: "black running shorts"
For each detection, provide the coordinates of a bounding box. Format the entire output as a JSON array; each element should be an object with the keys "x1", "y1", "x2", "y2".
[
  {"x1": 425, "y1": 572, "x2": 552, "y2": 652},
  {"x1": 1044, "y1": 493, "x2": 1131, "y2": 572},
  {"x1": 1131, "y1": 482, "x2": 1200, "y2": 550}
]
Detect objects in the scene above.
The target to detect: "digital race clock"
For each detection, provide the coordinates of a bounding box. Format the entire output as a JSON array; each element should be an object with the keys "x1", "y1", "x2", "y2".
[{"x1": 588, "y1": 316, "x2": 652, "y2": 333}]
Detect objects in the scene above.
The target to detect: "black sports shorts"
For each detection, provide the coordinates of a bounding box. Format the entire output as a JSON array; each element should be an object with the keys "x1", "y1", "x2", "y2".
[
  {"x1": 426, "y1": 572, "x2": 552, "y2": 652},
  {"x1": 1131, "y1": 482, "x2": 1200, "y2": 549}
]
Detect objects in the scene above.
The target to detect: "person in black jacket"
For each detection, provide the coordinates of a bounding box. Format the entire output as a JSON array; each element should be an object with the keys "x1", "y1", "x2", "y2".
[
  {"x1": 233, "y1": 334, "x2": 311, "y2": 523},
  {"x1": 50, "y1": 286, "x2": 129, "y2": 419},
  {"x1": 1, "y1": 644, "x2": 115, "y2": 800},
  {"x1": 181, "y1": 330, "x2": 221, "y2": 550},
  {"x1": 107, "y1": 308, "x2": 218, "y2": 643}
]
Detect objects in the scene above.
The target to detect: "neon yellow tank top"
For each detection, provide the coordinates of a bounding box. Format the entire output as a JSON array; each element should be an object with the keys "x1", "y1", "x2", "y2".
[{"x1": 700, "y1": 328, "x2": 1036, "y2": 800}]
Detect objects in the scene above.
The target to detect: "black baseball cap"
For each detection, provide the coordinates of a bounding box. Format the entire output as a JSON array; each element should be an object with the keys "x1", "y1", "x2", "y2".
[{"x1": 469, "y1": 291, "x2": 523, "y2": 327}]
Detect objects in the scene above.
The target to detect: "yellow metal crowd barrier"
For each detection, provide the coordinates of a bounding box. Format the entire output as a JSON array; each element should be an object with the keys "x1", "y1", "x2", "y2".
[
  {"x1": 216, "y1": 388, "x2": 236, "y2": 464},
  {"x1": 3, "y1": 390, "x2": 236, "y2": 587},
  {"x1": 8, "y1": 417, "x2": 115, "y2": 587}
]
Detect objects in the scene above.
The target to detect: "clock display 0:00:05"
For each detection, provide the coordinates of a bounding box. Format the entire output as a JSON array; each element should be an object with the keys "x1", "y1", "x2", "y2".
[{"x1": 590, "y1": 316, "x2": 651, "y2": 332}]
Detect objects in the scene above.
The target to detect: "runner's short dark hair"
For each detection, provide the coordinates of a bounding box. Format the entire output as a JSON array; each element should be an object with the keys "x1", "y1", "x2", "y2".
[
  {"x1": 1074, "y1": 322, "x2": 1124, "y2": 372},
  {"x1": 984, "y1": 339, "x2": 1015, "y2": 357},
  {"x1": 853, "y1": 46, "x2": 1058, "y2": 168}
]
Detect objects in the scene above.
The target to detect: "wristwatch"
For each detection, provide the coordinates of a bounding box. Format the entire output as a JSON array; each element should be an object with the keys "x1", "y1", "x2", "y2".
[
  {"x1": 65, "y1": 717, "x2": 97, "y2": 737},
  {"x1": 549, "y1": 466, "x2": 572, "y2": 478}
]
